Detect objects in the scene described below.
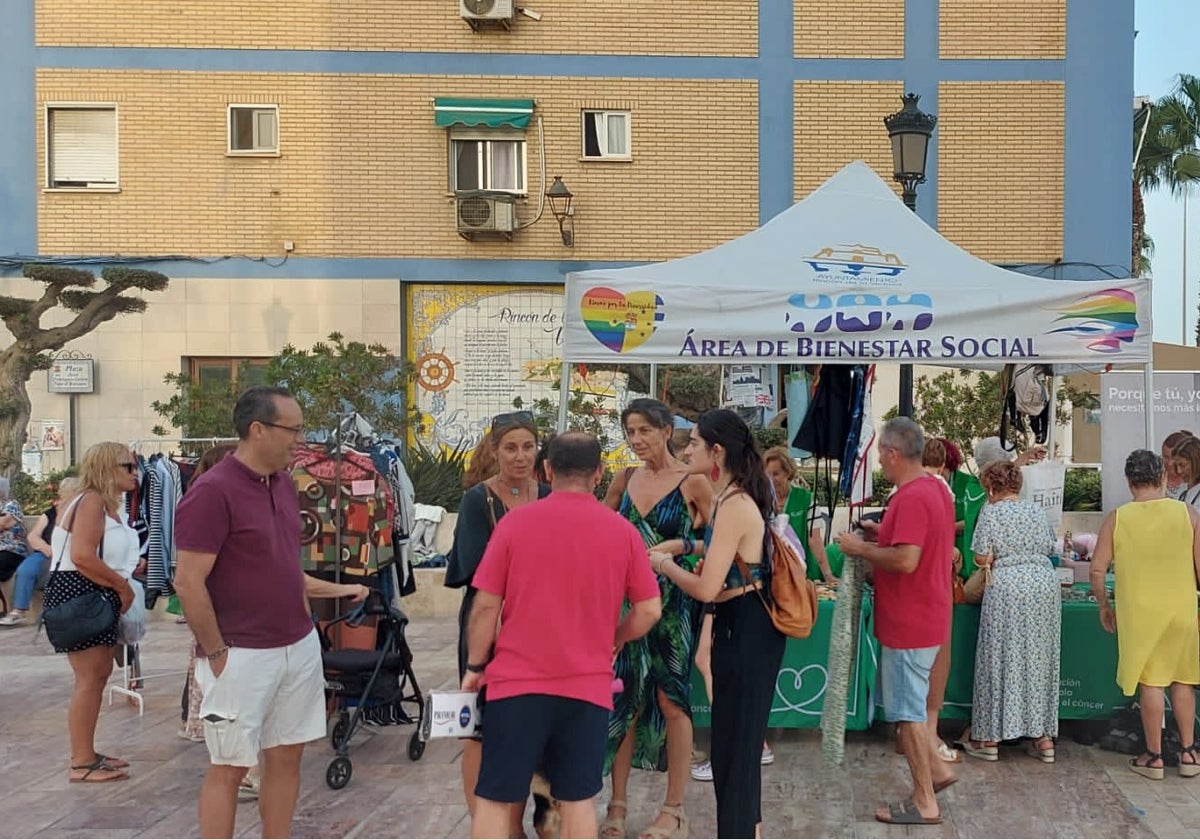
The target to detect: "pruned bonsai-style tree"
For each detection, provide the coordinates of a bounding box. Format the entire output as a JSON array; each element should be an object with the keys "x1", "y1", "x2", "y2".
[{"x1": 0, "y1": 264, "x2": 169, "y2": 476}]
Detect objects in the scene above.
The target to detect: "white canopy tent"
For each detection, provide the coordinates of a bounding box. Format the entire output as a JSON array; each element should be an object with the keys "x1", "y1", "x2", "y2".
[{"x1": 560, "y1": 161, "x2": 1155, "y2": 447}]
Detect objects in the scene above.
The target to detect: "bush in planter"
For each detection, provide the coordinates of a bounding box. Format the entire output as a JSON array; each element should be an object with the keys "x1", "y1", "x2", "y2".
[
  {"x1": 12, "y1": 466, "x2": 79, "y2": 513},
  {"x1": 1063, "y1": 467, "x2": 1101, "y2": 512},
  {"x1": 402, "y1": 442, "x2": 469, "y2": 512}
]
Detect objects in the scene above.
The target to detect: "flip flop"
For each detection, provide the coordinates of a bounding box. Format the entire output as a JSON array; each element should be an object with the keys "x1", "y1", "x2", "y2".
[
  {"x1": 875, "y1": 799, "x2": 942, "y2": 825},
  {"x1": 933, "y1": 776, "x2": 958, "y2": 793},
  {"x1": 69, "y1": 757, "x2": 128, "y2": 784},
  {"x1": 95, "y1": 753, "x2": 129, "y2": 769}
]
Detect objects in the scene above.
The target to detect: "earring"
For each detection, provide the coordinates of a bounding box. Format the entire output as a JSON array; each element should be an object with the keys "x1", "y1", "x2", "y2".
[{"x1": 709, "y1": 465, "x2": 720, "y2": 483}]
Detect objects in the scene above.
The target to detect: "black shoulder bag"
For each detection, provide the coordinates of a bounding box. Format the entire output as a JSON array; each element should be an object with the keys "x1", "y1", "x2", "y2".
[{"x1": 39, "y1": 498, "x2": 118, "y2": 650}]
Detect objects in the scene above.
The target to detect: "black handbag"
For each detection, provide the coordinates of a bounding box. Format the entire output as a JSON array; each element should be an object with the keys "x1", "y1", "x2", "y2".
[{"x1": 40, "y1": 511, "x2": 117, "y2": 649}]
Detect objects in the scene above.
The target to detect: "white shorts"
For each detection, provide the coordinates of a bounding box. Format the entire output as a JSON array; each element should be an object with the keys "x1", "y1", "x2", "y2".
[{"x1": 195, "y1": 628, "x2": 326, "y2": 767}]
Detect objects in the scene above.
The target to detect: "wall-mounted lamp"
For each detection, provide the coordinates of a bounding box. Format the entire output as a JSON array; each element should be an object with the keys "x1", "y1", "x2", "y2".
[{"x1": 546, "y1": 175, "x2": 574, "y2": 246}]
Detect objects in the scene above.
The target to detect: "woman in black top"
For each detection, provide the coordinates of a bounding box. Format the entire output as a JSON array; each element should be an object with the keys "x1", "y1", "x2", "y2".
[
  {"x1": 0, "y1": 477, "x2": 80, "y2": 626},
  {"x1": 445, "y1": 412, "x2": 549, "y2": 834}
]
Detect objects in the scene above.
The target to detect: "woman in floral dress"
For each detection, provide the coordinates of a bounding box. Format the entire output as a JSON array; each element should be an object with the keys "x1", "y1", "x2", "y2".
[{"x1": 959, "y1": 460, "x2": 1061, "y2": 763}]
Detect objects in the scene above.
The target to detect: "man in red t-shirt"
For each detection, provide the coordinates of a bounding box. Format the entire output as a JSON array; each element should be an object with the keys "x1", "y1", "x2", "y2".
[
  {"x1": 461, "y1": 432, "x2": 662, "y2": 839},
  {"x1": 838, "y1": 417, "x2": 955, "y2": 826}
]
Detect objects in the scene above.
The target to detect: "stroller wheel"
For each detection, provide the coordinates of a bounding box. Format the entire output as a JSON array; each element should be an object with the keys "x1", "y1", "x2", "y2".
[
  {"x1": 326, "y1": 756, "x2": 352, "y2": 790},
  {"x1": 408, "y1": 731, "x2": 426, "y2": 761},
  {"x1": 331, "y1": 716, "x2": 349, "y2": 750}
]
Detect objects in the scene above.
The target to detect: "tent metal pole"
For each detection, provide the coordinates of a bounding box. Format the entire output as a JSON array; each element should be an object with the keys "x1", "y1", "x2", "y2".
[
  {"x1": 557, "y1": 362, "x2": 571, "y2": 433},
  {"x1": 1046, "y1": 373, "x2": 1057, "y2": 459},
  {"x1": 1143, "y1": 363, "x2": 1155, "y2": 448},
  {"x1": 649, "y1": 364, "x2": 658, "y2": 399}
]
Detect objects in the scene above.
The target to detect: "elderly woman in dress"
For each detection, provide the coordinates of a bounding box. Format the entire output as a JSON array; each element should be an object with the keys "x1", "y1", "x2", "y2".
[
  {"x1": 1091, "y1": 449, "x2": 1200, "y2": 779},
  {"x1": 957, "y1": 461, "x2": 1061, "y2": 763}
]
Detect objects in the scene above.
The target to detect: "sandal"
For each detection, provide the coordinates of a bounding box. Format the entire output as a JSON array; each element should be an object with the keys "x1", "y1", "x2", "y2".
[
  {"x1": 600, "y1": 800, "x2": 627, "y2": 839},
  {"x1": 95, "y1": 753, "x2": 130, "y2": 769},
  {"x1": 936, "y1": 741, "x2": 962, "y2": 763},
  {"x1": 638, "y1": 804, "x2": 688, "y2": 839},
  {"x1": 1129, "y1": 751, "x2": 1164, "y2": 780},
  {"x1": 1025, "y1": 737, "x2": 1055, "y2": 764},
  {"x1": 1180, "y1": 743, "x2": 1200, "y2": 779},
  {"x1": 69, "y1": 757, "x2": 128, "y2": 784}
]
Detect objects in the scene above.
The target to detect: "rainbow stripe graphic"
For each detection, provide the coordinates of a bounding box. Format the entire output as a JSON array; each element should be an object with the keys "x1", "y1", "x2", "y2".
[
  {"x1": 1049, "y1": 288, "x2": 1138, "y2": 354},
  {"x1": 580, "y1": 286, "x2": 664, "y2": 353}
]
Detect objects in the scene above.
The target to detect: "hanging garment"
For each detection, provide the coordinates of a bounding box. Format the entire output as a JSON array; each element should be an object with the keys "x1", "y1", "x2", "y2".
[
  {"x1": 785, "y1": 368, "x2": 813, "y2": 460},
  {"x1": 793, "y1": 365, "x2": 855, "y2": 460},
  {"x1": 838, "y1": 366, "x2": 868, "y2": 498},
  {"x1": 291, "y1": 444, "x2": 396, "y2": 579},
  {"x1": 847, "y1": 366, "x2": 877, "y2": 508},
  {"x1": 410, "y1": 504, "x2": 445, "y2": 562},
  {"x1": 369, "y1": 443, "x2": 417, "y2": 596},
  {"x1": 142, "y1": 456, "x2": 170, "y2": 598}
]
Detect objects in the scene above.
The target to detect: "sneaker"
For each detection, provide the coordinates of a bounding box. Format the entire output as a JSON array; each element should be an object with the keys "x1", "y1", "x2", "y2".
[
  {"x1": 0, "y1": 611, "x2": 28, "y2": 626},
  {"x1": 238, "y1": 777, "x2": 260, "y2": 801},
  {"x1": 690, "y1": 760, "x2": 713, "y2": 782},
  {"x1": 761, "y1": 746, "x2": 775, "y2": 765}
]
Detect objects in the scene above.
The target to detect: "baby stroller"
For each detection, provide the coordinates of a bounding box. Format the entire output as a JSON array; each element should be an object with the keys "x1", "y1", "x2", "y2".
[{"x1": 320, "y1": 589, "x2": 425, "y2": 789}]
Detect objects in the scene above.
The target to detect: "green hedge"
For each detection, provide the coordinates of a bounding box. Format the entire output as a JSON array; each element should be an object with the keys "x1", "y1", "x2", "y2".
[{"x1": 1064, "y1": 467, "x2": 1101, "y2": 512}]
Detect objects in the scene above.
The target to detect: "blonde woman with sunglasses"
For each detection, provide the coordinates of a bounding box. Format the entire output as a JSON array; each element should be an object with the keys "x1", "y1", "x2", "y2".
[{"x1": 44, "y1": 441, "x2": 141, "y2": 784}]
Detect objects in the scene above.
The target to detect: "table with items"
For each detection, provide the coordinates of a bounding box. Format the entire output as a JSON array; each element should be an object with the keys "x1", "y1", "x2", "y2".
[{"x1": 689, "y1": 584, "x2": 1125, "y2": 729}]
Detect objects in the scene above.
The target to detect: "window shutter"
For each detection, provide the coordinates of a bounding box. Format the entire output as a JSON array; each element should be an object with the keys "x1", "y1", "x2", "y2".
[
  {"x1": 254, "y1": 109, "x2": 277, "y2": 151},
  {"x1": 49, "y1": 109, "x2": 117, "y2": 186}
]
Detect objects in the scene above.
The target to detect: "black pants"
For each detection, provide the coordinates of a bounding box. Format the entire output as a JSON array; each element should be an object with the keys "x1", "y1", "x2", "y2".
[{"x1": 710, "y1": 592, "x2": 786, "y2": 839}]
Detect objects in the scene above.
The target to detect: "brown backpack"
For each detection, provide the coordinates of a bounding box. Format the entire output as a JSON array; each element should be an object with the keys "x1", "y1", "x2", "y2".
[{"x1": 737, "y1": 527, "x2": 818, "y2": 639}]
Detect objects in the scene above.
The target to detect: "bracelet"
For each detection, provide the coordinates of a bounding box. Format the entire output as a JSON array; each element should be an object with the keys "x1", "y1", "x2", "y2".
[
  {"x1": 465, "y1": 662, "x2": 486, "y2": 674},
  {"x1": 682, "y1": 537, "x2": 695, "y2": 555},
  {"x1": 206, "y1": 645, "x2": 229, "y2": 661}
]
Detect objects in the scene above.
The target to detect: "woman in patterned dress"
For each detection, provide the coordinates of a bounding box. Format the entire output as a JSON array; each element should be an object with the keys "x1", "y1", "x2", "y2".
[
  {"x1": 958, "y1": 460, "x2": 1061, "y2": 763},
  {"x1": 601, "y1": 399, "x2": 712, "y2": 840},
  {"x1": 44, "y1": 442, "x2": 141, "y2": 783}
]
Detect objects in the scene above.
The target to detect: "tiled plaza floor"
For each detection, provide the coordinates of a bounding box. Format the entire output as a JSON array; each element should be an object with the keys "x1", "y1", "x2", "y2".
[{"x1": 0, "y1": 614, "x2": 1191, "y2": 838}]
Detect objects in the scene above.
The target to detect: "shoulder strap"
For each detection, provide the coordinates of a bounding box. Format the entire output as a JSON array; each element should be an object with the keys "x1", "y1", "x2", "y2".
[
  {"x1": 50, "y1": 494, "x2": 100, "y2": 573},
  {"x1": 481, "y1": 485, "x2": 500, "y2": 531},
  {"x1": 1187, "y1": 485, "x2": 1200, "y2": 508}
]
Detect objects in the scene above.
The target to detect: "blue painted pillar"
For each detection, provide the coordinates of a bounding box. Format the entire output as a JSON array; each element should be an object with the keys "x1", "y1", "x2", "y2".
[
  {"x1": 0, "y1": 0, "x2": 37, "y2": 256},
  {"x1": 758, "y1": 0, "x2": 794, "y2": 225}
]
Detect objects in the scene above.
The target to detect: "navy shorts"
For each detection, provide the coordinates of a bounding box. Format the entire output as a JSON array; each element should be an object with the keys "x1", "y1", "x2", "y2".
[{"x1": 475, "y1": 693, "x2": 608, "y2": 803}]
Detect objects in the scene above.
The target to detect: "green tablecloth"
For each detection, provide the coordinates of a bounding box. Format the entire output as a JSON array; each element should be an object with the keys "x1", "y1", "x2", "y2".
[
  {"x1": 941, "y1": 590, "x2": 1126, "y2": 720},
  {"x1": 689, "y1": 590, "x2": 878, "y2": 731},
  {"x1": 691, "y1": 586, "x2": 1125, "y2": 729}
]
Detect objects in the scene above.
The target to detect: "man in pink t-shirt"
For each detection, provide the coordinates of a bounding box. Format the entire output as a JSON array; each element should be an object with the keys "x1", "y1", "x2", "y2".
[
  {"x1": 837, "y1": 417, "x2": 955, "y2": 827},
  {"x1": 461, "y1": 432, "x2": 662, "y2": 839}
]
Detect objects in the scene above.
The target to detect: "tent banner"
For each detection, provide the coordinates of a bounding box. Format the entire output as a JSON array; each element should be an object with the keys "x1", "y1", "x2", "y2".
[{"x1": 563, "y1": 278, "x2": 1152, "y2": 366}]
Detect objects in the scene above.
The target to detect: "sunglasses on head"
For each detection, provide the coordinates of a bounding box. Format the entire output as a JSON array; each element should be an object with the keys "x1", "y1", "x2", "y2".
[{"x1": 492, "y1": 411, "x2": 534, "y2": 428}]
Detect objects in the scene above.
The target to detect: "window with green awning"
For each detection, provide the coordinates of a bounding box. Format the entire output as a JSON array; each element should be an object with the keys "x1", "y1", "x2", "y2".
[{"x1": 433, "y1": 98, "x2": 535, "y2": 130}]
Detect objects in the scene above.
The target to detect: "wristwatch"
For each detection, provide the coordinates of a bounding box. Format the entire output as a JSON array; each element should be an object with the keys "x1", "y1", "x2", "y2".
[{"x1": 465, "y1": 662, "x2": 486, "y2": 674}]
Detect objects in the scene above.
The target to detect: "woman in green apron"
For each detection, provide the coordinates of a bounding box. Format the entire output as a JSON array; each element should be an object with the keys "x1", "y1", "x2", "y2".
[{"x1": 762, "y1": 447, "x2": 838, "y2": 583}]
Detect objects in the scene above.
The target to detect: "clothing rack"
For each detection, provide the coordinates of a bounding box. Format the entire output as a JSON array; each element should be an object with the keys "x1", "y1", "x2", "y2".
[{"x1": 107, "y1": 438, "x2": 237, "y2": 715}]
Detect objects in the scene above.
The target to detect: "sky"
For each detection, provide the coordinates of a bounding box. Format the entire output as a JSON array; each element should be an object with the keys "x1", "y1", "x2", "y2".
[{"x1": 1136, "y1": 0, "x2": 1200, "y2": 344}]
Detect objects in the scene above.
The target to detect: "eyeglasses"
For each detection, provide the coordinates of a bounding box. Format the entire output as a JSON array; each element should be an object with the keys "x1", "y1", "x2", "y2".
[
  {"x1": 260, "y1": 421, "x2": 305, "y2": 436},
  {"x1": 492, "y1": 411, "x2": 534, "y2": 429},
  {"x1": 118, "y1": 462, "x2": 136, "y2": 473}
]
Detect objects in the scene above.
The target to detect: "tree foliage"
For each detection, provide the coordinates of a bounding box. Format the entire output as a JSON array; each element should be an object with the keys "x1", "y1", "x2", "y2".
[
  {"x1": 152, "y1": 332, "x2": 412, "y2": 442},
  {"x1": 0, "y1": 264, "x2": 169, "y2": 476}
]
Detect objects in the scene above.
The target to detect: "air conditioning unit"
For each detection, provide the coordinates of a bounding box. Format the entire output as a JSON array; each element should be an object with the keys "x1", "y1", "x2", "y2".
[
  {"x1": 460, "y1": 0, "x2": 515, "y2": 23},
  {"x1": 457, "y1": 195, "x2": 516, "y2": 237}
]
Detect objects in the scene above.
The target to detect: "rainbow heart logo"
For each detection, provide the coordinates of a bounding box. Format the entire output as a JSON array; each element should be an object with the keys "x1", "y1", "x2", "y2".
[
  {"x1": 580, "y1": 287, "x2": 664, "y2": 353},
  {"x1": 1048, "y1": 288, "x2": 1138, "y2": 354}
]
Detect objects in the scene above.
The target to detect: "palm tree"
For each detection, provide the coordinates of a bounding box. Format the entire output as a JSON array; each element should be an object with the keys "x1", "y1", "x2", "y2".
[{"x1": 1134, "y1": 74, "x2": 1200, "y2": 341}]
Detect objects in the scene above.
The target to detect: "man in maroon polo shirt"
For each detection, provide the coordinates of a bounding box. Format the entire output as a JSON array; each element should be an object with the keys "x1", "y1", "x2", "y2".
[{"x1": 175, "y1": 386, "x2": 323, "y2": 839}]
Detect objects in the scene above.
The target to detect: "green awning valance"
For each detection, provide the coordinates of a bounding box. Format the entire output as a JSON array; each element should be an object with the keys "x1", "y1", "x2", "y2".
[{"x1": 433, "y1": 97, "x2": 535, "y2": 129}]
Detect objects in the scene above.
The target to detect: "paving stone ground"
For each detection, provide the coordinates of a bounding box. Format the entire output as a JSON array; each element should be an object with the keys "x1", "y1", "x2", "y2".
[{"x1": 0, "y1": 615, "x2": 1194, "y2": 838}]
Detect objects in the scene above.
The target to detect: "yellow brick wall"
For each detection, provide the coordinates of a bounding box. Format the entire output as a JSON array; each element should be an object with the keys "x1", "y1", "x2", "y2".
[
  {"x1": 35, "y1": 0, "x2": 756, "y2": 57},
  {"x1": 36, "y1": 70, "x2": 758, "y2": 262},
  {"x1": 795, "y1": 0, "x2": 905, "y2": 59},
  {"x1": 939, "y1": 0, "x2": 1066, "y2": 59},
  {"x1": 794, "y1": 81, "x2": 905, "y2": 200},
  {"x1": 937, "y1": 81, "x2": 1064, "y2": 263}
]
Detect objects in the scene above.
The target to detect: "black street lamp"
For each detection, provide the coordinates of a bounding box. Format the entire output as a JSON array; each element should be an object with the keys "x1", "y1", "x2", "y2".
[
  {"x1": 546, "y1": 175, "x2": 575, "y2": 246},
  {"x1": 883, "y1": 93, "x2": 937, "y2": 418}
]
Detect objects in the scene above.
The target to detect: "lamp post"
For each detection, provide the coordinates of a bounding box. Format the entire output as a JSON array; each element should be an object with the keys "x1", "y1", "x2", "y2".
[
  {"x1": 546, "y1": 175, "x2": 574, "y2": 246},
  {"x1": 884, "y1": 93, "x2": 937, "y2": 417}
]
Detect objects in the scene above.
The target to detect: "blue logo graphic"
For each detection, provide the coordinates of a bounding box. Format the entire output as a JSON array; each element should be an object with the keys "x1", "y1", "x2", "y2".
[
  {"x1": 805, "y1": 244, "x2": 907, "y2": 278},
  {"x1": 786, "y1": 293, "x2": 934, "y2": 334},
  {"x1": 459, "y1": 705, "x2": 473, "y2": 729}
]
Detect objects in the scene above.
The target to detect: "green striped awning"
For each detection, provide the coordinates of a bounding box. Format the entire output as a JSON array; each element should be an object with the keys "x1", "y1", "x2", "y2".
[{"x1": 433, "y1": 97, "x2": 535, "y2": 129}]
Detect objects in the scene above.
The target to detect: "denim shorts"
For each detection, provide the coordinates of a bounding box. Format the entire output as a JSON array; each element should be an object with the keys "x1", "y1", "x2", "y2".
[{"x1": 878, "y1": 644, "x2": 939, "y2": 723}]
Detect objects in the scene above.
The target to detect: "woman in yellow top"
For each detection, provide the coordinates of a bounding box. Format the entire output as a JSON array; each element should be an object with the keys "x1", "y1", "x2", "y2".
[{"x1": 1090, "y1": 449, "x2": 1200, "y2": 780}]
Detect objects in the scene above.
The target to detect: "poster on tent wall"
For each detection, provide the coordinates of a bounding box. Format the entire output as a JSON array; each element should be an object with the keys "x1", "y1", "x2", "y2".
[
  {"x1": 404, "y1": 283, "x2": 640, "y2": 464},
  {"x1": 1099, "y1": 371, "x2": 1200, "y2": 509}
]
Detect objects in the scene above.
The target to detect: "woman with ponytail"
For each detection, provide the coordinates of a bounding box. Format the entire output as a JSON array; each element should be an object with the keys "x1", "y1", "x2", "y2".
[{"x1": 649, "y1": 409, "x2": 785, "y2": 839}]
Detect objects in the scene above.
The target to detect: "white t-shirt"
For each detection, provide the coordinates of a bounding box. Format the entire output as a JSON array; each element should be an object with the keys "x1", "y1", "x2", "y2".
[{"x1": 49, "y1": 494, "x2": 139, "y2": 578}]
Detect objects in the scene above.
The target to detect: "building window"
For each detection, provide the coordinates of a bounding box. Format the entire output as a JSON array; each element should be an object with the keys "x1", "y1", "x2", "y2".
[
  {"x1": 46, "y1": 105, "x2": 118, "y2": 189},
  {"x1": 582, "y1": 110, "x2": 631, "y2": 160},
  {"x1": 228, "y1": 105, "x2": 279, "y2": 154},
  {"x1": 450, "y1": 135, "x2": 526, "y2": 194},
  {"x1": 189, "y1": 357, "x2": 270, "y2": 389}
]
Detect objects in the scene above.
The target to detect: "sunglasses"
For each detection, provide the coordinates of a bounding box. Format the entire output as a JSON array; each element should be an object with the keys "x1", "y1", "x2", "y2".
[
  {"x1": 492, "y1": 411, "x2": 534, "y2": 429},
  {"x1": 118, "y1": 462, "x2": 136, "y2": 473}
]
